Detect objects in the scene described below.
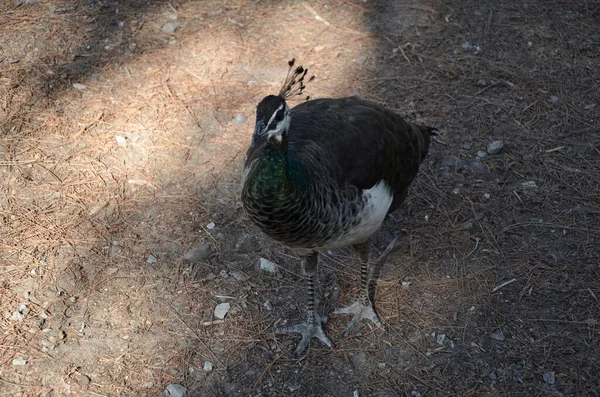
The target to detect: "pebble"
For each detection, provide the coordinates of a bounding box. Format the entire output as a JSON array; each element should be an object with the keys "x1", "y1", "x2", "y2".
[
  {"x1": 184, "y1": 244, "x2": 212, "y2": 262},
  {"x1": 214, "y1": 302, "x2": 230, "y2": 319},
  {"x1": 490, "y1": 330, "x2": 505, "y2": 341},
  {"x1": 12, "y1": 357, "x2": 27, "y2": 366},
  {"x1": 486, "y1": 140, "x2": 504, "y2": 155},
  {"x1": 543, "y1": 371, "x2": 556, "y2": 385},
  {"x1": 146, "y1": 254, "x2": 157, "y2": 264},
  {"x1": 115, "y1": 135, "x2": 127, "y2": 147},
  {"x1": 259, "y1": 257, "x2": 277, "y2": 273},
  {"x1": 459, "y1": 221, "x2": 474, "y2": 230},
  {"x1": 521, "y1": 180, "x2": 537, "y2": 189},
  {"x1": 314, "y1": 45, "x2": 325, "y2": 52},
  {"x1": 162, "y1": 22, "x2": 178, "y2": 34},
  {"x1": 436, "y1": 333, "x2": 446, "y2": 345},
  {"x1": 78, "y1": 373, "x2": 91, "y2": 386},
  {"x1": 356, "y1": 55, "x2": 367, "y2": 65},
  {"x1": 483, "y1": 193, "x2": 491, "y2": 200},
  {"x1": 476, "y1": 79, "x2": 487, "y2": 87},
  {"x1": 11, "y1": 303, "x2": 29, "y2": 321},
  {"x1": 72, "y1": 83, "x2": 87, "y2": 90},
  {"x1": 233, "y1": 114, "x2": 246, "y2": 124},
  {"x1": 549, "y1": 95, "x2": 560, "y2": 103},
  {"x1": 165, "y1": 383, "x2": 187, "y2": 397},
  {"x1": 203, "y1": 361, "x2": 213, "y2": 372},
  {"x1": 206, "y1": 221, "x2": 216, "y2": 229},
  {"x1": 263, "y1": 300, "x2": 273, "y2": 311},
  {"x1": 476, "y1": 150, "x2": 488, "y2": 159}
]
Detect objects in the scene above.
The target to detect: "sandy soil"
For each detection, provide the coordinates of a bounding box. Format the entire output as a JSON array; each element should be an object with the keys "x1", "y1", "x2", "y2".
[{"x1": 1, "y1": 0, "x2": 599, "y2": 396}]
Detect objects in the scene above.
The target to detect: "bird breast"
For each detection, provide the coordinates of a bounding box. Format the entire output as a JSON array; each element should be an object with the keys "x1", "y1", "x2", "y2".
[{"x1": 243, "y1": 177, "x2": 394, "y2": 253}]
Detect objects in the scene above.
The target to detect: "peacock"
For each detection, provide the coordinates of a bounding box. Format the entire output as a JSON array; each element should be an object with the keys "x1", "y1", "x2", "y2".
[{"x1": 241, "y1": 60, "x2": 435, "y2": 358}]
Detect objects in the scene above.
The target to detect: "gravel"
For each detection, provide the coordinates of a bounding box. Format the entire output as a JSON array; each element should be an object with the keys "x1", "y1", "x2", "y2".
[
  {"x1": 259, "y1": 257, "x2": 277, "y2": 273},
  {"x1": 214, "y1": 302, "x2": 231, "y2": 319},
  {"x1": 486, "y1": 140, "x2": 504, "y2": 155},
  {"x1": 490, "y1": 330, "x2": 505, "y2": 341},
  {"x1": 162, "y1": 22, "x2": 178, "y2": 34},
  {"x1": 543, "y1": 371, "x2": 556, "y2": 385},
  {"x1": 12, "y1": 357, "x2": 27, "y2": 366},
  {"x1": 233, "y1": 114, "x2": 246, "y2": 124},
  {"x1": 164, "y1": 383, "x2": 187, "y2": 397},
  {"x1": 11, "y1": 303, "x2": 30, "y2": 321}
]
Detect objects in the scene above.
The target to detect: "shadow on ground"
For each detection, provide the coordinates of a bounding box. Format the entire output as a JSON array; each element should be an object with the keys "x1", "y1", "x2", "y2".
[{"x1": 1, "y1": 0, "x2": 599, "y2": 396}]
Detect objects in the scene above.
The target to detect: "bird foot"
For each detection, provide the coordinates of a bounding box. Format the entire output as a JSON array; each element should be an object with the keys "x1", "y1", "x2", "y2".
[
  {"x1": 274, "y1": 312, "x2": 334, "y2": 359},
  {"x1": 332, "y1": 299, "x2": 385, "y2": 338}
]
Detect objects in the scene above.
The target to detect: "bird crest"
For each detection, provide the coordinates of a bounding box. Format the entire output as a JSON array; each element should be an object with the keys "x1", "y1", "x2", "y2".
[{"x1": 278, "y1": 58, "x2": 315, "y2": 100}]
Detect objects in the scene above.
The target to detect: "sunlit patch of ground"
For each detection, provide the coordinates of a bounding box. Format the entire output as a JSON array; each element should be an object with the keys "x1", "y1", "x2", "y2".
[{"x1": 1, "y1": 0, "x2": 598, "y2": 395}]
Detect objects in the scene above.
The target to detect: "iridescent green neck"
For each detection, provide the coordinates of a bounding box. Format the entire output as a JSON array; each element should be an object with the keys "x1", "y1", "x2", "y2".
[{"x1": 247, "y1": 140, "x2": 306, "y2": 202}]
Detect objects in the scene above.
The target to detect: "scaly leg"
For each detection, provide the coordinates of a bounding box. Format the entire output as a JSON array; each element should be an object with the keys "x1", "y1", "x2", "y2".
[
  {"x1": 333, "y1": 236, "x2": 399, "y2": 337},
  {"x1": 274, "y1": 252, "x2": 334, "y2": 358}
]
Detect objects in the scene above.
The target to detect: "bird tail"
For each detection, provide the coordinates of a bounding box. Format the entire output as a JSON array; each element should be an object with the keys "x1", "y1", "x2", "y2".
[{"x1": 414, "y1": 124, "x2": 436, "y2": 161}]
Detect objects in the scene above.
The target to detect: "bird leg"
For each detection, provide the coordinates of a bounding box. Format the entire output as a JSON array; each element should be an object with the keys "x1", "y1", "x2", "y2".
[
  {"x1": 333, "y1": 236, "x2": 399, "y2": 337},
  {"x1": 274, "y1": 252, "x2": 334, "y2": 359}
]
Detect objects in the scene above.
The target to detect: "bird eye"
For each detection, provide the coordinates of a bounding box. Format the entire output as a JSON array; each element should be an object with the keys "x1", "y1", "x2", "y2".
[{"x1": 274, "y1": 111, "x2": 284, "y2": 122}]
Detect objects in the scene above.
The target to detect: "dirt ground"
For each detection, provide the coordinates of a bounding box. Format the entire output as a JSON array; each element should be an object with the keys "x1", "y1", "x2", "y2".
[{"x1": 1, "y1": 0, "x2": 599, "y2": 396}]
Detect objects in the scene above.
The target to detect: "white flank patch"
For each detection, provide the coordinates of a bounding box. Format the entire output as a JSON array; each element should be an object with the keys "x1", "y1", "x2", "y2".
[{"x1": 327, "y1": 180, "x2": 393, "y2": 249}]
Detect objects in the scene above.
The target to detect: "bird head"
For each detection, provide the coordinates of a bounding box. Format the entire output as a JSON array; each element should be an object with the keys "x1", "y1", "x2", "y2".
[
  {"x1": 252, "y1": 59, "x2": 314, "y2": 144},
  {"x1": 253, "y1": 95, "x2": 290, "y2": 143}
]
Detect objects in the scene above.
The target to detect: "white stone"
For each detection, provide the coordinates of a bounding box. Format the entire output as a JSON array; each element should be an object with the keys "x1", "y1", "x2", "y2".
[
  {"x1": 259, "y1": 257, "x2": 277, "y2": 273},
  {"x1": 214, "y1": 302, "x2": 230, "y2": 319}
]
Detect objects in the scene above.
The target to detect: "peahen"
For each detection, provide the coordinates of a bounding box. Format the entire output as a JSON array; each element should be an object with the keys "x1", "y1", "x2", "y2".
[{"x1": 241, "y1": 60, "x2": 435, "y2": 358}]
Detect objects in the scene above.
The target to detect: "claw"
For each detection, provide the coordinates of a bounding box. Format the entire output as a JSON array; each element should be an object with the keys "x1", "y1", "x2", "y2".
[
  {"x1": 333, "y1": 300, "x2": 385, "y2": 338},
  {"x1": 274, "y1": 312, "x2": 334, "y2": 359}
]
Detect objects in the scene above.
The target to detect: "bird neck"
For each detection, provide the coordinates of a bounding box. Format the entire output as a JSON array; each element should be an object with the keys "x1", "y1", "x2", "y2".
[{"x1": 247, "y1": 135, "x2": 307, "y2": 201}]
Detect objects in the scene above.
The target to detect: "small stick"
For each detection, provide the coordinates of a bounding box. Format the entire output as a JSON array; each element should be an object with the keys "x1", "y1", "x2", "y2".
[
  {"x1": 473, "y1": 82, "x2": 500, "y2": 97},
  {"x1": 203, "y1": 319, "x2": 225, "y2": 326},
  {"x1": 492, "y1": 278, "x2": 517, "y2": 293},
  {"x1": 545, "y1": 146, "x2": 565, "y2": 153},
  {"x1": 302, "y1": 2, "x2": 330, "y2": 26}
]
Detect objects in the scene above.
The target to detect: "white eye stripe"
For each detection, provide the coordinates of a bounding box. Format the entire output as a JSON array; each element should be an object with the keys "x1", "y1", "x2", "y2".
[{"x1": 266, "y1": 104, "x2": 285, "y2": 128}]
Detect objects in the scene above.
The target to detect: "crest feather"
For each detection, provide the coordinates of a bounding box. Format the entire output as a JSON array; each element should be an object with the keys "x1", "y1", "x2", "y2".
[{"x1": 278, "y1": 58, "x2": 315, "y2": 100}]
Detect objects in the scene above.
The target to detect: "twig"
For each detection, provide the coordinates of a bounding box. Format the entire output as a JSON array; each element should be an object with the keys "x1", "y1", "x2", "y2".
[
  {"x1": 492, "y1": 278, "x2": 517, "y2": 293},
  {"x1": 203, "y1": 319, "x2": 225, "y2": 326},
  {"x1": 473, "y1": 82, "x2": 500, "y2": 97},
  {"x1": 302, "y1": 2, "x2": 330, "y2": 26},
  {"x1": 254, "y1": 355, "x2": 281, "y2": 388}
]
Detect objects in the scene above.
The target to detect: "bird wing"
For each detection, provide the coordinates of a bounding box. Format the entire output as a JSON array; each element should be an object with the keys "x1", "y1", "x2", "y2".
[{"x1": 287, "y1": 96, "x2": 433, "y2": 211}]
